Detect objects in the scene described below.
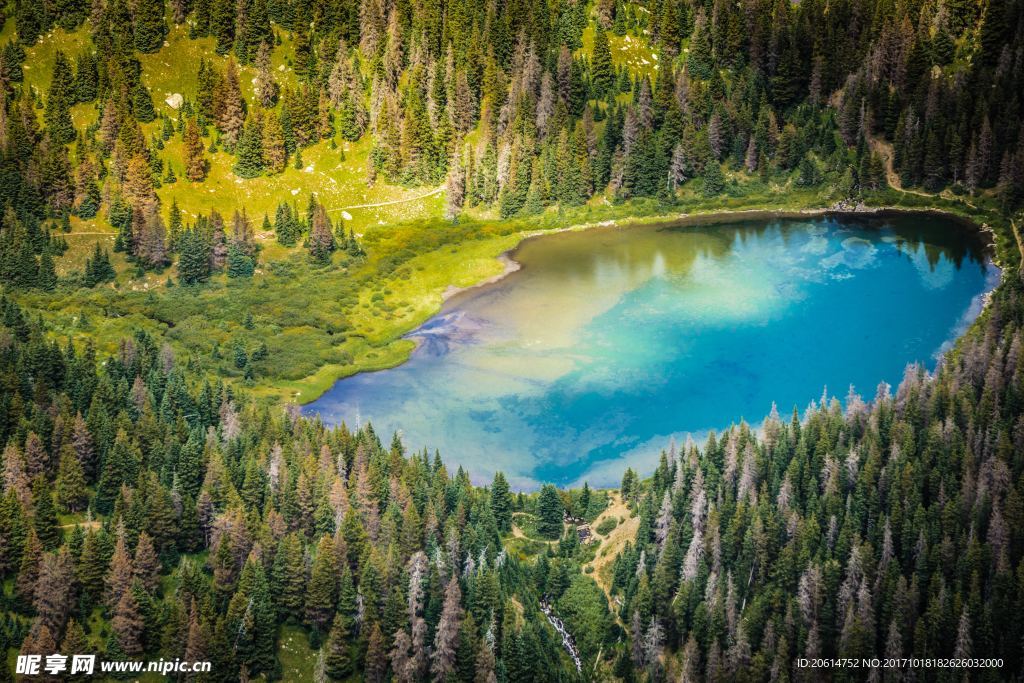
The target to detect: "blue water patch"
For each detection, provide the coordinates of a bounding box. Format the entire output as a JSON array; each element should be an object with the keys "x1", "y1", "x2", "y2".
[{"x1": 304, "y1": 215, "x2": 996, "y2": 489}]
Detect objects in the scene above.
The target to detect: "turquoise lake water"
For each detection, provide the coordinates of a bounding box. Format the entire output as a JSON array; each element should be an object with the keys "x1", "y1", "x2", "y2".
[{"x1": 304, "y1": 214, "x2": 997, "y2": 488}]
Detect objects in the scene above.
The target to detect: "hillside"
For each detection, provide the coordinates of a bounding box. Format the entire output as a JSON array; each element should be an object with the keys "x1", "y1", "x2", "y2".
[{"x1": 0, "y1": 0, "x2": 1023, "y2": 679}]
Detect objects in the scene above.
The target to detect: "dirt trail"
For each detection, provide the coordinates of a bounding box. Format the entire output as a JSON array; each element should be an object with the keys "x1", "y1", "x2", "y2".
[
  {"x1": 868, "y1": 135, "x2": 978, "y2": 206},
  {"x1": 511, "y1": 512, "x2": 559, "y2": 545},
  {"x1": 327, "y1": 186, "x2": 444, "y2": 212},
  {"x1": 584, "y1": 492, "x2": 639, "y2": 600},
  {"x1": 868, "y1": 135, "x2": 903, "y2": 190},
  {"x1": 1012, "y1": 220, "x2": 1024, "y2": 273},
  {"x1": 60, "y1": 520, "x2": 101, "y2": 530}
]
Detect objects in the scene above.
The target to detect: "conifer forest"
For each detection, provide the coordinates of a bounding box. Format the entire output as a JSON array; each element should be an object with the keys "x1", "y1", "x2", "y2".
[{"x1": 0, "y1": 0, "x2": 1023, "y2": 678}]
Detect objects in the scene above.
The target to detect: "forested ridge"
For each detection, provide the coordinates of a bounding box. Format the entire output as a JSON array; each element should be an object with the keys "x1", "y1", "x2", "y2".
[
  {"x1": 0, "y1": 0, "x2": 1022, "y2": 291},
  {"x1": 0, "y1": 0, "x2": 1023, "y2": 678},
  {"x1": 5, "y1": 268, "x2": 1024, "y2": 683}
]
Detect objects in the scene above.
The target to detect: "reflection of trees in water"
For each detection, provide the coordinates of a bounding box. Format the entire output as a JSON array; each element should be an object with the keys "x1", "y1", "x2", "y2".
[
  {"x1": 832, "y1": 213, "x2": 989, "y2": 271},
  {"x1": 516, "y1": 222, "x2": 735, "y2": 286},
  {"x1": 662, "y1": 214, "x2": 989, "y2": 273},
  {"x1": 487, "y1": 212, "x2": 989, "y2": 327}
]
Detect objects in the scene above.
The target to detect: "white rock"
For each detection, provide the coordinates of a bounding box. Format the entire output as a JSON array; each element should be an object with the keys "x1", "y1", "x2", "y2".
[
  {"x1": 341, "y1": 211, "x2": 352, "y2": 220},
  {"x1": 291, "y1": 188, "x2": 300, "y2": 195},
  {"x1": 165, "y1": 93, "x2": 184, "y2": 109},
  {"x1": 304, "y1": 164, "x2": 314, "y2": 173}
]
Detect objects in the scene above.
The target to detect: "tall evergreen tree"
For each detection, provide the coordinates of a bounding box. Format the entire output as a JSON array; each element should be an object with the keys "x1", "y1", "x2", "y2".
[{"x1": 45, "y1": 51, "x2": 76, "y2": 144}]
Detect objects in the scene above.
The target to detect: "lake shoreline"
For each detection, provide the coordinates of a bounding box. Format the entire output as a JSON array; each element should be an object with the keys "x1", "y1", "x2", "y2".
[
  {"x1": 436, "y1": 203, "x2": 999, "y2": 313},
  {"x1": 299, "y1": 202, "x2": 999, "y2": 405},
  {"x1": 303, "y1": 209, "x2": 996, "y2": 488}
]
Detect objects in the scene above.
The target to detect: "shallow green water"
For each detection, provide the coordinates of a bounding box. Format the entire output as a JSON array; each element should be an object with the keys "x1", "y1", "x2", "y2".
[{"x1": 305, "y1": 214, "x2": 997, "y2": 488}]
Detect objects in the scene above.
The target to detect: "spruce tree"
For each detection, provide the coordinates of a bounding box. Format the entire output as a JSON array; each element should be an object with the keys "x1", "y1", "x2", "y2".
[
  {"x1": 324, "y1": 614, "x2": 353, "y2": 680},
  {"x1": 111, "y1": 582, "x2": 145, "y2": 654},
  {"x1": 491, "y1": 472, "x2": 513, "y2": 532},
  {"x1": 306, "y1": 203, "x2": 335, "y2": 263},
  {"x1": 133, "y1": 0, "x2": 167, "y2": 53},
  {"x1": 177, "y1": 229, "x2": 211, "y2": 284},
  {"x1": 304, "y1": 535, "x2": 338, "y2": 632},
  {"x1": 215, "y1": 58, "x2": 245, "y2": 149},
  {"x1": 183, "y1": 118, "x2": 208, "y2": 182},
  {"x1": 95, "y1": 430, "x2": 141, "y2": 513},
  {"x1": 55, "y1": 447, "x2": 88, "y2": 512},
  {"x1": 262, "y1": 110, "x2": 287, "y2": 173},
  {"x1": 270, "y1": 533, "x2": 306, "y2": 621},
  {"x1": 233, "y1": 110, "x2": 265, "y2": 178},
  {"x1": 591, "y1": 26, "x2": 614, "y2": 98},
  {"x1": 537, "y1": 484, "x2": 564, "y2": 538},
  {"x1": 32, "y1": 478, "x2": 62, "y2": 550},
  {"x1": 132, "y1": 81, "x2": 156, "y2": 123},
  {"x1": 210, "y1": 0, "x2": 235, "y2": 54},
  {"x1": 45, "y1": 51, "x2": 76, "y2": 144},
  {"x1": 37, "y1": 251, "x2": 57, "y2": 291},
  {"x1": 702, "y1": 159, "x2": 725, "y2": 196},
  {"x1": 226, "y1": 244, "x2": 255, "y2": 277}
]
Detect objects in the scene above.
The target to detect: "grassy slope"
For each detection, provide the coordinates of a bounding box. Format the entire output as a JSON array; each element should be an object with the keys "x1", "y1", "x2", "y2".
[{"x1": 7, "y1": 12, "x2": 1015, "y2": 407}]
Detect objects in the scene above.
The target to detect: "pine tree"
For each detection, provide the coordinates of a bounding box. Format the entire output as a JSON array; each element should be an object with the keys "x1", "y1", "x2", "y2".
[
  {"x1": 262, "y1": 110, "x2": 286, "y2": 173},
  {"x1": 431, "y1": 576, "x2": 463, "y2": 680},
  {"x1": 71, "y1": 413, "x2": 96, "y2": 482},
  {"x1": 132, "y1": 81, "x2": 156, "y2": 122},
  {"x1": 210, "y1": 0, "x2": 235, "y2": 53},
  {"x1": 177, "y1": 229, "x2": 211, "y2": 284},
  {"x1": 324, "y1": 613, "x2": 353, "y2": 679},
  {"x1": 105, "y1": 526, "x2": 135, "y2": 612},
  {"x1": 445, "y1": 151, "x2": 466, "y2": 221},
  {"x1": 233, "y1": 109, "x2": 265, "y2": 178},
  {"x1": 61, "y1": 620, "x2": 91, "y2": 682},
  {"x1": 537, "y1": 484, "x2": 564, "y2": 538},
  {"x1": 134, "y1": 0, "x2": 167, "y2": 53},
  {"x1": 112, "y1": 582, "x2": 146, "y2": 654},
  {"x1": 37, "y1": 251, "x2": 57, "y2": 291},
  {"x1": 32, "y1": 477, "x2": 62, "y2": 550},
  {"x1": 306, "y1": 203, "x2": 335, "y2": 263},
  {"x1": 688, "y1": 12, "x2": 714, "y2": 80},
  {"x1": 254, "y1": 42, "x2": 279, "y2": 106},
  {"x1": 230, "y1": 555, "x2": 279, "y2": 677},
  {"x1": 15, "y1": 527, "x2": 42, "y2": 607},
  {"x1": 591, "y1": 26, "x2": 613, "y2": 98},
  {"x1": 215, "y1": 58, "x2": 245, "y2": 150},
  {"x1": 45, "y1": 51, "x2": 76, "y2": 144},
  {"x1": 227, "y1": 245, "x2": 255, "y2": 277},
  {"x1": 33, "y1": 548, "x2": 73, "y2": 635},
  {"x1": 365, "y1": 623, "x2": 388, "y2": 683},
  {"x1": 134, "y1": 204, "x2": 169, "y2": 268},
  {"x1": 304, "y1": 535, "x2": 338, "y2": 632},
  {"x1": 74, "y1": 52, "x2": 98, "y2": 102},
  {"x1": 95, "y1": 430, "x2": 140, "y2": 513},
  {"x1": 491, "y1": 472, "x2": 513, "y2": 532},
  {"x1": 55, "y1": 447, "x2": 87, "y2": 512},
  {"x1": 74, "y1": 157, "x2": 102, "y2": 218},
  {"x1": 702, "y1": 159, "x2": 725, "y2": 196},
  {"x1": 270, "y1": 533, "x2": 306, "y2": 621},
  {"x1": 132, "y1": 532, "x2": 160, "y2": 594},
  {"x1": 167, "y1": 199, "x2": 183, "y2": 249},
  {"x1": 183, "y1": 118, "x2": 208, "y2": 181}
]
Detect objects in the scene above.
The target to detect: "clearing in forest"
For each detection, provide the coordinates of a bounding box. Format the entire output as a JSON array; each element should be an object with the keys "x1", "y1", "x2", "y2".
[{"x1": 584, "y1": 492, "x2": 638, "y2": 600}]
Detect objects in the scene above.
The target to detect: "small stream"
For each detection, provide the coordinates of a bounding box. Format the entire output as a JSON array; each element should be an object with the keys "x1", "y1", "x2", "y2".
[{"x1": 540, "y1": 599, "x2": 581, "y2": 673}]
